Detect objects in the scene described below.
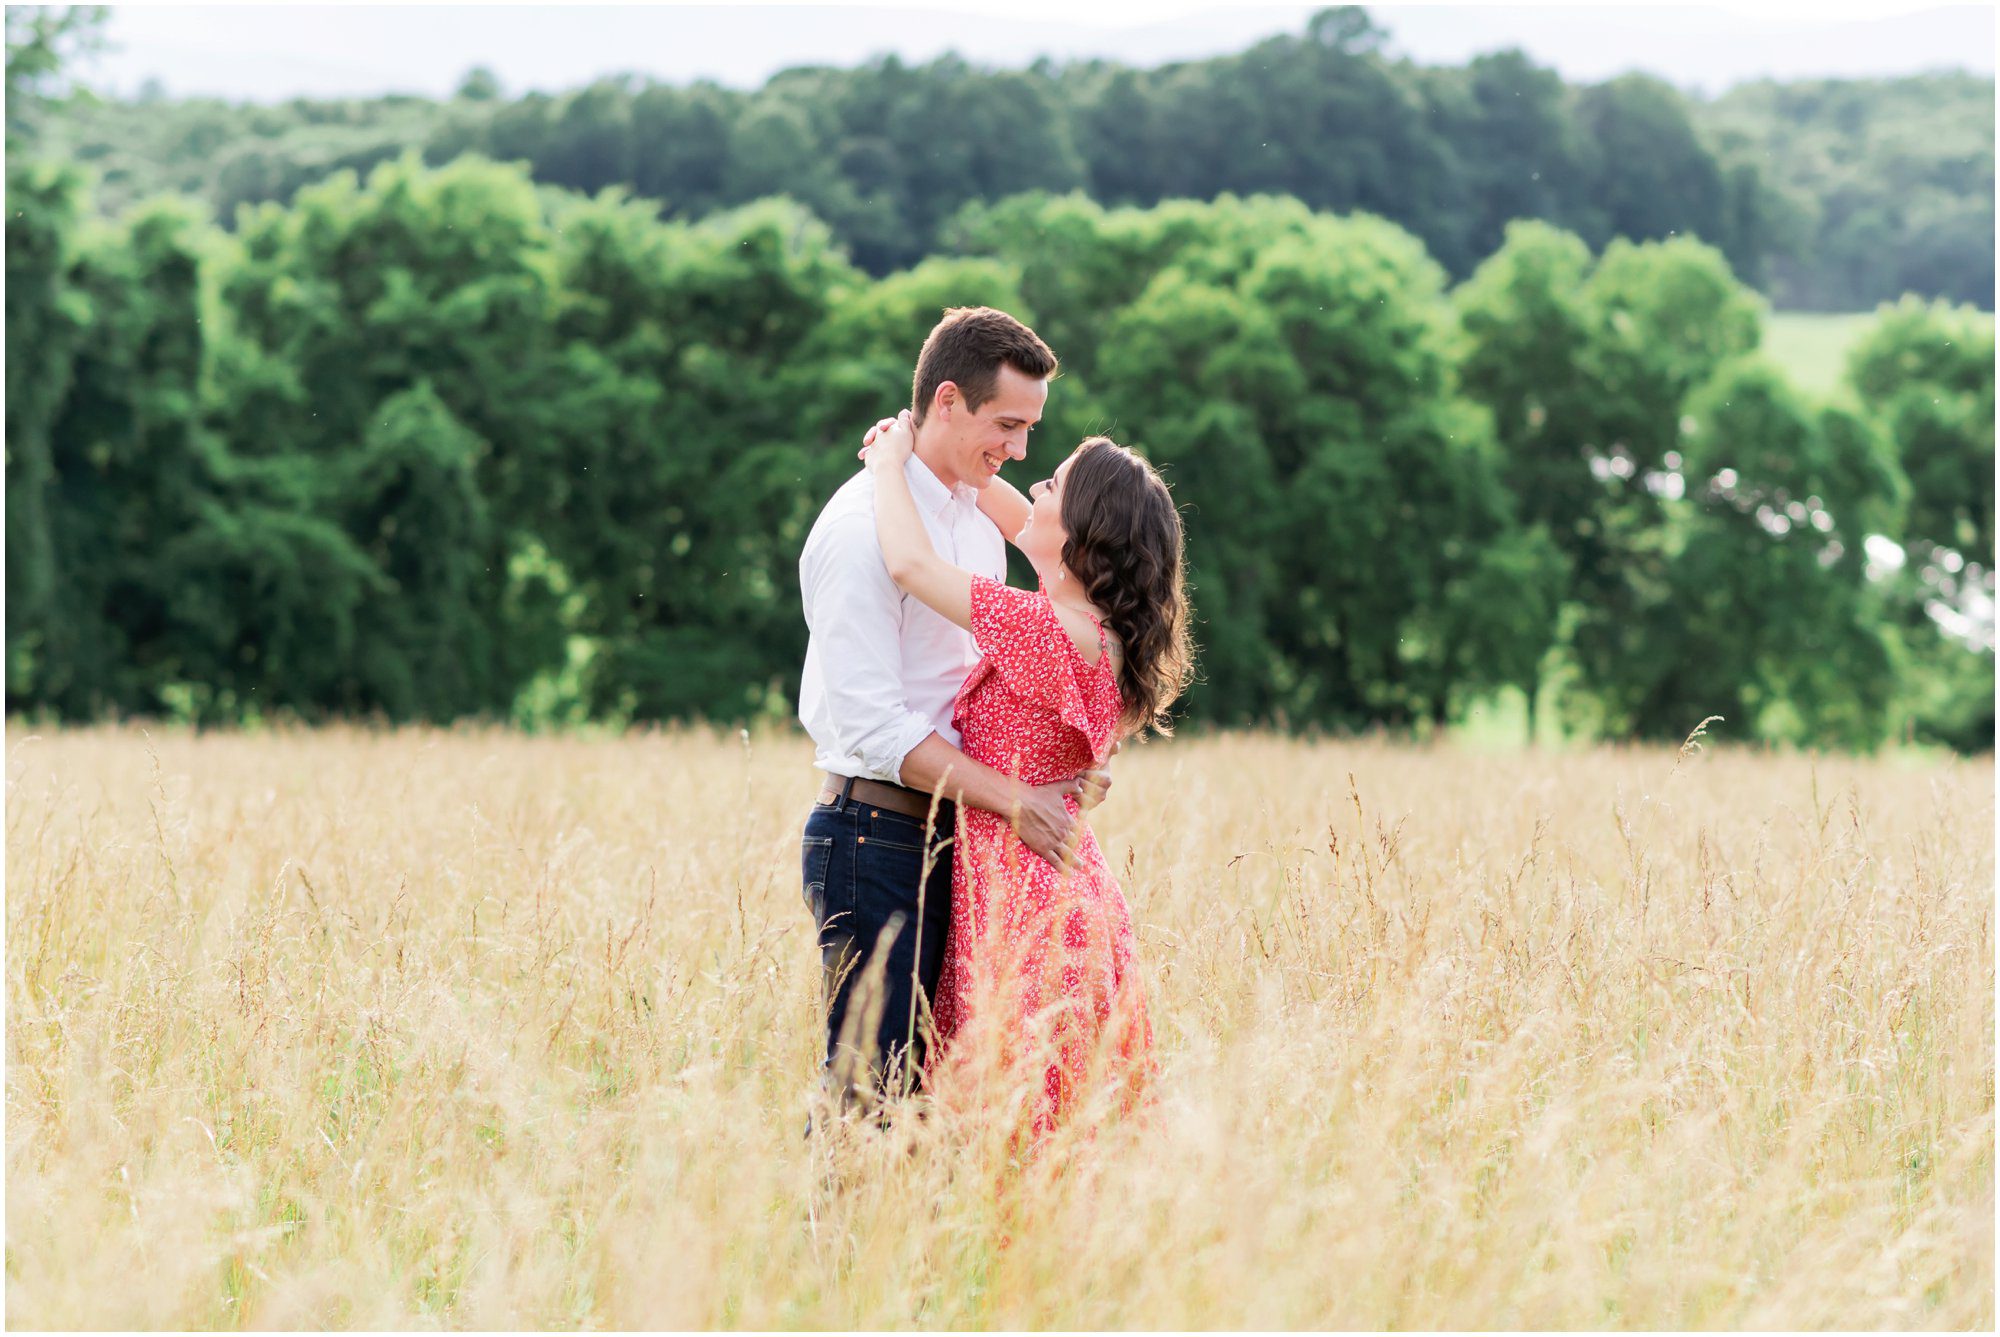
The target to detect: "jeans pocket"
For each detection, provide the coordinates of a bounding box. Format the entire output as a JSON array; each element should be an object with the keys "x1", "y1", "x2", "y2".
[
  {"x1": 801, "y1": 834, "x2": 835, "y2": 917},
  {"x1": 863, "y1": 808, "x2": 933, "y2": 854}
]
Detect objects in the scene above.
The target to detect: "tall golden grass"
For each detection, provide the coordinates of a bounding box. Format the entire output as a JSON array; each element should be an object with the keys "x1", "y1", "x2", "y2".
[{"x1": 6, "y1": 724, "x2": 1992, "y2": 1328}]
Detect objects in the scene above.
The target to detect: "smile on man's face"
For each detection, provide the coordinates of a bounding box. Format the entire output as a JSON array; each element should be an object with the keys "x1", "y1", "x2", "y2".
[{"x1": 955, "y1": 365, "x2": 1049, "y2": 489}]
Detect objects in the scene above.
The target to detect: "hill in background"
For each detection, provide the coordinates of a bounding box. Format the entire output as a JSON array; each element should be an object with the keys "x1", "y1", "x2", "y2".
[{"x1": 37, "y1": 7, "x2": 1995, "y2": 313}]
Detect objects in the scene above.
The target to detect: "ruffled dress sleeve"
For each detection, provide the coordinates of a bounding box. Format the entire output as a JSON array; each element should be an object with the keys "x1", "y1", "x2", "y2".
[{"x1": 966, "y1": 574, "x2": 1121, "y2": 763}]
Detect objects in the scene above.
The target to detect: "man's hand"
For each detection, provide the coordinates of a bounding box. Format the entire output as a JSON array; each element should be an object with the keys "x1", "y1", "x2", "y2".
[
  {"x1": 1011, "y1": 778, "x2": 1083, "y2": 871},
  {"x1": 1077, "y1": 737, "x2": 1123, "y2": 811},
  {"x1": 900, "y1": 737, "x2": 1083, "y2": 871}
]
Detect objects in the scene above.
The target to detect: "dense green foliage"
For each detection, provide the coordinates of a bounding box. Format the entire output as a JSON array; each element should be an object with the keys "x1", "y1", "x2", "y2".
[
  {"x1": 1694, "y1": 73, "x2": 1995, "y2": 311},
  {"x1": 1841, "y1": 297, "x2": 1998, "y2": 752},
  {"x1": 7, "y1": 146, "x2": 1992, "y2": 747},
  {"x1": 1450, "y1": 219, "x2": 1940, "y2": 748},
  {"x1": 8, "y1": 8, "x2": 1991, "y2": 748},
  {"x1": 38, "y1": 8, "x2": 1993, "y2": 311}
]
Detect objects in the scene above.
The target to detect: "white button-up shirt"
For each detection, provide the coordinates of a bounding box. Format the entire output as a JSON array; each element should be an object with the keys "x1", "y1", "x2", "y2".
[{"x1": 798, "y1": 457, "x2": 1007, "y2": 783}]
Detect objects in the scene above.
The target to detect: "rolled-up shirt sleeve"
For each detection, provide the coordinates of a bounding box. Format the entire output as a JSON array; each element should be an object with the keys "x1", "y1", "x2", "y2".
[{"x1": 801, "y1": 511, "x2": 936, "y2": 781}]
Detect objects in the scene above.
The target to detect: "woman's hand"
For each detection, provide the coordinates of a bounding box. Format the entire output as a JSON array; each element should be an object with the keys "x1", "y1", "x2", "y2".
[
  {"x1": 858, "y1": 415, "x2": 897, "y2": 455},
  {"x1": 860, "y1": 409, "x2": 915, "y2": 474}
]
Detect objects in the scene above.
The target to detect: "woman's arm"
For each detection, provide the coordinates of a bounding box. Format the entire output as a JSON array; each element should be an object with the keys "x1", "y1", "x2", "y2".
[
  {"x1": 868, "y1": 412, "x2": 975, "y2": 631},
  {"x1": 976, "y1": 475, "x2": 1032, "y2": 546},
  {"x1": 863, "y1": 414, "x2": 1031, "y2": 547}
]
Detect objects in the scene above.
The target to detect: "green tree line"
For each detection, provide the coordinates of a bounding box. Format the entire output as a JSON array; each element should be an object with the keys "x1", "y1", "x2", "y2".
[
  {"x1": 39, "y1": 8, "x2": 1994, "y2": 311},
  {"x1": 1694, "y1": 72, "x2": 1994, "y2": 312},
  {"x1": 8, "y1": 142, "x2": 1992, "y2": 750}
]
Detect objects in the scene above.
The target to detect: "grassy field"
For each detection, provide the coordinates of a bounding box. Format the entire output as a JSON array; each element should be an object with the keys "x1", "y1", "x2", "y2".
[
  {"x1": 6, "y1": 725, "x2": 1993, "y2": 1328},
  {"x1": 1764, "y1": 309, "x2": 1997, "y2": 399}
]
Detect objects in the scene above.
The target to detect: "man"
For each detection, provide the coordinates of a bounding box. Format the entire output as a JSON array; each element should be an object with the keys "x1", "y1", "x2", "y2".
[{"x1": 797, "y1": 306, "x2": 1106, "y2": 1117}]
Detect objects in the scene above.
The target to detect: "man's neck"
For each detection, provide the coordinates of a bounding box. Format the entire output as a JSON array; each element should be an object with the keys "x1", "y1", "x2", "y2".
[
  {"x1": 911, "y1": 423, "x2": 961, "y2": 492},
  {"x1": 916, "y1": 430, "x2": 960, "y2": 494}
]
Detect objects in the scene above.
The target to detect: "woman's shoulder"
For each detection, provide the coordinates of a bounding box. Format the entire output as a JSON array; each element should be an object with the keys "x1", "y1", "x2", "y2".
[
  {"x1": 1048, "y1": 598, "x2": 1115, "y2": 669},
  {"x1": 970, "y1": 577, "x2": 1118, "y2": 677}
]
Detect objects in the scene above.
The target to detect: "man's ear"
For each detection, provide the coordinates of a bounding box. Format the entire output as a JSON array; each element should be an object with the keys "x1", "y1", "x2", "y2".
[{"x1": 933, "y1": 381, "x2": 958, "y2": 420}]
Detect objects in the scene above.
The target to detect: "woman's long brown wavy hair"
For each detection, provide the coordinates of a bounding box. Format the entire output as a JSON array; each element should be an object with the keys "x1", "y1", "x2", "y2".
[{"x1": 1058, "y1": 437, "x2": 1194, "y2": 737}]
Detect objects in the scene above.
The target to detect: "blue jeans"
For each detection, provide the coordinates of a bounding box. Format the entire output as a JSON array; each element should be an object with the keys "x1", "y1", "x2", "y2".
[{"x1": 801, "y1": 786, "x2": 954, "y2": 1111}]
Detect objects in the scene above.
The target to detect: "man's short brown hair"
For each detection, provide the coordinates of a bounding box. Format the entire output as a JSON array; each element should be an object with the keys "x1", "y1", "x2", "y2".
[{"x1": 911, "y1": 307, "x2": 1058, "y2": 425}]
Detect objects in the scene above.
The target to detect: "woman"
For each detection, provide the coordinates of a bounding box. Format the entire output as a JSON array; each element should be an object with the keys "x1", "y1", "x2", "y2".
[{"x1": 861, "y1": 409, "x2": 1192, "y2": 1138}]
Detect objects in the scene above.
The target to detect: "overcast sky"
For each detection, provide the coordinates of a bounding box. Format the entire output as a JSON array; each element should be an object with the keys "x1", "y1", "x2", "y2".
[{"x1": 75, "y1": 1, "x2": 1996, "y2": 104}]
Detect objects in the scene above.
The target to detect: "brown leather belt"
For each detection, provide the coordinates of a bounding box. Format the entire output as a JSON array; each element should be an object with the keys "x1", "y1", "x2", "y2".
[{"x1": 815, "y1": 773, "x2": 953, "y2": 823}]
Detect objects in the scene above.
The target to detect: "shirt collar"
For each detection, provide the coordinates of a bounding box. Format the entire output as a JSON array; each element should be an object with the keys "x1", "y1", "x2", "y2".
[{"x1": 904, "y1": 455, "x2": 978, "y2": 520}]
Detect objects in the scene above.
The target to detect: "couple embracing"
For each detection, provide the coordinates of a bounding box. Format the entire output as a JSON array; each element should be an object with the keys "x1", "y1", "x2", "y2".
[{"x1": 797, "y1": 307, "x2": 1192, "y2": 1141}]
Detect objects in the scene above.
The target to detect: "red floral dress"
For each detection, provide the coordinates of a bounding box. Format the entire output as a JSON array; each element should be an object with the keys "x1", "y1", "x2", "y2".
[{"x1": 932, "y1": 575, "x2": 1154, "y2": 1134}]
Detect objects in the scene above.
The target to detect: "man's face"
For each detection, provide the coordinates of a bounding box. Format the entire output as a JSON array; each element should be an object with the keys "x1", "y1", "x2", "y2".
[{"x1": 935, "y1": 364, "x2": 1049, "y2": 491}]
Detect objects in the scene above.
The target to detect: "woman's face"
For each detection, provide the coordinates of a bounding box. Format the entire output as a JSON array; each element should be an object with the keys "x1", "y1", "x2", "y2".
[{"x1": 1017, "y1": 447, "x2": 1079, "y2": 571}]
